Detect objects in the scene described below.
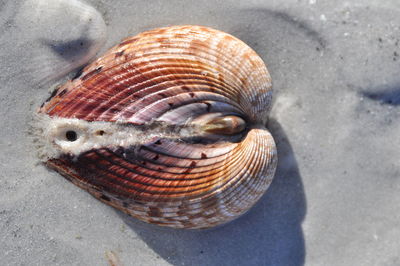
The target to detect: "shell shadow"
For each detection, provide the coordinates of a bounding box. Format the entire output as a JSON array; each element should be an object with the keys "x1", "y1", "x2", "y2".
[
  {"x1": 41, "y1": 38, "x2": 95, "y2": 62},
  {"x1": 118, "y1": 118, "x2": 306, "y2": 266}
]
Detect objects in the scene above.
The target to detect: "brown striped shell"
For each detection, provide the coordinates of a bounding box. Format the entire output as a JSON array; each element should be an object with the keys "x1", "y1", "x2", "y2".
[{"x1": 34, "y1": 25, "x2": 277, "y2": 229}]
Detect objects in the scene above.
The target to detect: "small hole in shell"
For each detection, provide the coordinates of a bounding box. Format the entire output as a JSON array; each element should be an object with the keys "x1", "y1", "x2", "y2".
[
  {"x1": 96, "y1": 130, "x2": 105, "y2": 136},
  {"x1": 65, "y1": 130, "x2": 78, "y2": 142}
]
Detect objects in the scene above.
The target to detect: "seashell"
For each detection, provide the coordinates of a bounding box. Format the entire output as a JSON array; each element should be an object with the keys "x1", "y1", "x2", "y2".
[{"x1": 33, "y1": 25, "x2": 277, "y2": 229}]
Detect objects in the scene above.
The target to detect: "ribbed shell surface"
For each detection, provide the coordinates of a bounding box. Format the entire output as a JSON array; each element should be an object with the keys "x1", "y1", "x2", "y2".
[{"x1": 37, "y1": 25, "x2": 277, "y2": 229}]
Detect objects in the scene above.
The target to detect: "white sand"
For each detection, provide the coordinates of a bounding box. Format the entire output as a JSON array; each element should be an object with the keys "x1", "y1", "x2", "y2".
[{"x1": 1, "y1": 0, "x2": 400, "y2": 265}]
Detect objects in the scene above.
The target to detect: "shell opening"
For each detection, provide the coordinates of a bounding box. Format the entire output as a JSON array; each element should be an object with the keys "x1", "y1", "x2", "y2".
[
  {"x1": 95, "y1": 130, "x2": 105, "y2": 136},
  {"x1": 65, "y1": 130, "x2": 78, "y2": 142},
  {"x1": 54, "y1": 126, "x2": 86, "y2": 151}
]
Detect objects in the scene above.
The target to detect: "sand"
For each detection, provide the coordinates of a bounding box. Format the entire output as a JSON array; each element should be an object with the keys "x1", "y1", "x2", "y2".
[{"x1": 1, "y1": 0, "x2": 399, "y2": 265}]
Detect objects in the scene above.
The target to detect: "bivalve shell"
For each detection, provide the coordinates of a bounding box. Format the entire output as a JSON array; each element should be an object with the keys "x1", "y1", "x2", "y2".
[{"x1": 34, "y1": 25, "x2": 277, "y2": 229}]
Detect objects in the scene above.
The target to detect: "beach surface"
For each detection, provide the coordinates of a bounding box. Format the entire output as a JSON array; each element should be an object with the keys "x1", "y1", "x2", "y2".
[{"x1": 1, "y1": 0, "x2": 399, "y2": 265}]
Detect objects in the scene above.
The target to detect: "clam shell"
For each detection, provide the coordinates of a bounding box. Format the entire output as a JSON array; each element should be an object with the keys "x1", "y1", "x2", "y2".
[{"x1": 34, "y1": 25, "x2": 277, "y2": 229}]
